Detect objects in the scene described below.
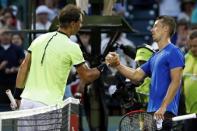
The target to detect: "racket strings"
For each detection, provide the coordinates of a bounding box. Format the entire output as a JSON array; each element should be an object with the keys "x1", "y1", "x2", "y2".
[{"x1": 120, "y1": 112, "x2": 157, "y2": 131}]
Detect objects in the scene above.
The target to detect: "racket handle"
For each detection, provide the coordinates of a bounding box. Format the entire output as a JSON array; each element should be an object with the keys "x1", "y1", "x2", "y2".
[
  {"x1": 6, "y1": 89, "x2": 17, "y2": 110},
  {"x1": 172, "y1": 113, "x2": 197, "y2": 121}
]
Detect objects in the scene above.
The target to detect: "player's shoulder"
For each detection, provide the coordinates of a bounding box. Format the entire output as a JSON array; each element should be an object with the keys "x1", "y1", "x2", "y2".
[
  {"x1": 39, "y1": 32, "x2": 57, "y2": 39},
  {"x1": 167, "y1": 43, "x2": 181, "y2": 52},
  {"x1": 167, "y1": 43, "x2": 184, "y2": 59},
  {"x1": 67, "y1": 39, "x2": 80, "y2": 49},
  {"x1": 31, "y1": 32, "x2": 56, "y2": 45},
  {"x1": 32, "y1": 32, "x2": 55, "y2": 42}
]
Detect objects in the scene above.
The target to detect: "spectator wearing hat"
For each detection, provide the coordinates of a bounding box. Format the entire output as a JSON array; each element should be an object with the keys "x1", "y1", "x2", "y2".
[
  {"x1": 135, "y1": 44, "x2": 154, "y2": 109},
  {"x1": 33, "y1": 5, "x2": 52, "y2": 37},
  {"x1": 44, "y1": 0, "x2": 59, "y2": 21}
]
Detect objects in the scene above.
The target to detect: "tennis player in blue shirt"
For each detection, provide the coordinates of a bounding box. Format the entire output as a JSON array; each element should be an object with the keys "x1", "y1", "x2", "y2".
[{"x1": 106, "y1": 15, "x2": 185, "y2": 130}]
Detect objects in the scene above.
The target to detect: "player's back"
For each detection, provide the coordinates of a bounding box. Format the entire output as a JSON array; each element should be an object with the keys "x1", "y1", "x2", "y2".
[{"x1": 21, "y1": 31, "x2": 83, "y2": 105}]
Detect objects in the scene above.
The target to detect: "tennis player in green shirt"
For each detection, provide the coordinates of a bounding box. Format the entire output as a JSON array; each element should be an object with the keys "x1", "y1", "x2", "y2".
[{"x1": 14, "y1": 4, "x2": 106, "y2": 110}]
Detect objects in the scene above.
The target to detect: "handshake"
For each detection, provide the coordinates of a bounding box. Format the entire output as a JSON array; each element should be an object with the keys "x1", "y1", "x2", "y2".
[{"x1": 105, "y1": 52, "x2": 120, "y2": 67}]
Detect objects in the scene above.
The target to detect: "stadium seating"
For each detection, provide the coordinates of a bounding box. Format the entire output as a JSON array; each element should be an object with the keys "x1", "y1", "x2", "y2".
[{"x1": 125, "y1": 2, "x2": 158, "y2": 46}]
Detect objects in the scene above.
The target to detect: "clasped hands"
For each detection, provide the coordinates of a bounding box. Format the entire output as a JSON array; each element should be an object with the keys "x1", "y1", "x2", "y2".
[{"x1": 105, "y1": 52, "x2": 120, "y2": 67}]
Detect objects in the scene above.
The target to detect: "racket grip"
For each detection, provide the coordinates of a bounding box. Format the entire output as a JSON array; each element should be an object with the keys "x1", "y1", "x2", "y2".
[
  {"x1": 6, "y1": 89, "x2": 17, "y2": 110},
  {"x1": 172, "y1": 113, "x2": 197, "y2": 121}
]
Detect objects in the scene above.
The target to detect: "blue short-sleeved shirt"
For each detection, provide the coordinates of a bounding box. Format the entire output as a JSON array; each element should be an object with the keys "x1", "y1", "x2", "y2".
[{"x1": 141, "y1": 43, "x2": 185, "y2": 115}]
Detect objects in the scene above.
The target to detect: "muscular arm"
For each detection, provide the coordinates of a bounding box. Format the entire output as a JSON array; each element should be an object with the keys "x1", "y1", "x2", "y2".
[
  {"x1": 76, "y1": 63, "x2": 100, "y2": 84},
  {"x1": 15, "y1": 52, "x2": 31, "y2": 89},
  {"x1": 106, "y1": 52, "x2": 145, "y2": 82},
  {"x1": 116, "y1": 64, "x2": 146, "y2": 82}
]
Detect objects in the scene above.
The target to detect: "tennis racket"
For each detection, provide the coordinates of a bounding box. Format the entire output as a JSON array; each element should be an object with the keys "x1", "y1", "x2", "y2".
[
  {"x1": 5, "y1": 89, "x2": 17, "y2": 110},
  {"x1": 119, "y1": 110, "x2": 197, "y2": 131},
  {"x1": 119, "y1": 110, "x2": 156, "y2": 131}
]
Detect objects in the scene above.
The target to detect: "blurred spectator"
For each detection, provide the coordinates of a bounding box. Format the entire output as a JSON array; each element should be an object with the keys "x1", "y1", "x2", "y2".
[
  {"x1": 178, "y1": 0, "x2": 195, "y2": 22},
  {"x1": 44, "y1": 0, "x2": 59, "y2": 21},
  {"x1": 33, "y1": 5, "x2": 52, "y2": 36},
  {"x1": 1, "y1": 8, "x2": 22, "y2": 30},
  {"x1": 112, "y1": 2, "x2": 126, "y2": 16},
  {"x1": 11, "y1": 33, "x2": 23, "y2": 47},
  {"x1": 9, "y1": 5, "x2": 18, "y2": 17},
  {"x1": 183, "y1": 30, "x2": 197, "y2": 131},
  {"x1": 11, "y1": 33, "x2": 27, "y2": 55},
  {"x1": 0, "y1": 28, "x2": 25, "y2": 112},
  {"x1": 176, "y1": 19, "x2": 190, "y2": 54}
]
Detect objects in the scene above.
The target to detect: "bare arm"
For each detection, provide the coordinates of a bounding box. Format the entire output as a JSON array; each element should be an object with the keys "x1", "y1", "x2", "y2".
[
  {"x1": 116, "y1": 64, "x2": 145, "y2": 82},
  {"x1": 76, "y1": 63, "x2": 100, "y2": 84},
  {"x1": 106, "y1": 52, "x2": 145, "y2": 82},
  {"x1": 154, "y1": 67, "x2": 183, "y2": 120},
  {"x1": 15, "y1": 52, "x2": 31, "y2": 88}
]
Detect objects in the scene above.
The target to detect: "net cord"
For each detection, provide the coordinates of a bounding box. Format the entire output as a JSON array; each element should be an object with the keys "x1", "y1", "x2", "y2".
[
  {"x1": 0, "y1": 97, "x2": 79, "y2": 131},
  {"x1": 0, "y1": 97, "x2": 79, "y2": 119}
]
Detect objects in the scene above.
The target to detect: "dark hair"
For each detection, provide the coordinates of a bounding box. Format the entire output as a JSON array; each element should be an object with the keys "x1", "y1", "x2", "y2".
[
  {"x1": 2, "y1": 8, "x2": 15, "y2": 18},
  {"x1": 2, "y1": 8, "x2": 16, "y2": 27},
  {"x1": 157, "y1": 16, "x2": 176, "y2": 37},
  {"x1": 189, "y1": 30, "x2": 197, "y2": 40},
  {"x1": 12, "y1": 33, "x2": 24, "y2": 41},
  {"x1": 58, "y1": 4, "x2": 82, "y2": 28}
]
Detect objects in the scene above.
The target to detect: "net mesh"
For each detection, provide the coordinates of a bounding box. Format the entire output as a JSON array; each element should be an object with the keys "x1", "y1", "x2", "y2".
[
  {"x1": 119, "y1": 112, "x2": 157, "y2": 131},
  {"x1": 0, "y1": 97, "x2": 79, "y2": 131}
]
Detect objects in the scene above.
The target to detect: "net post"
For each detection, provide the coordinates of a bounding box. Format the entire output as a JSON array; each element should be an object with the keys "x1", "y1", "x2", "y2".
[
  {"x1": 65, "y1": 97, "x2": 80, "y2": 131},
  {"x1": 67, "y1": 102, "x2": 71, "y2": 131}
]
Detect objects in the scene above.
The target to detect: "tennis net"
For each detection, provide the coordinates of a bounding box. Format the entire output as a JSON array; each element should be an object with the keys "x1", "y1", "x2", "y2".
[{"x1": 0, "y1": 97, "x2": 80, "y2": 131}]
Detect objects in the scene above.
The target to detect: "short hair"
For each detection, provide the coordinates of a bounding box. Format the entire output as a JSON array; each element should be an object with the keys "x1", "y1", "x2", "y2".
[
  {"x1": 58, "y1": 4, "x2": 82, "y2": 28},
  {"x1": 189, "y1": 30, "x2": 197, "y2": 40},
  {"x1": 156, "y1": 16, "x2": 176, "y2": 37}
]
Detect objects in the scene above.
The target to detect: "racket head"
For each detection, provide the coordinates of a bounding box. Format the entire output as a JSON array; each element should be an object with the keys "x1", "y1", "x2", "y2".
[{"x1": 119, "y1": 110, "x2": 157, "y2": 131}]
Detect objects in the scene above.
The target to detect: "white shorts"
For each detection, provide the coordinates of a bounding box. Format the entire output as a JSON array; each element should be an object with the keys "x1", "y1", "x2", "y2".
[{"x1": 19, "y1": 98, "x2": 47, "y2": 110}]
